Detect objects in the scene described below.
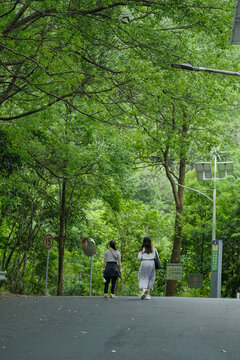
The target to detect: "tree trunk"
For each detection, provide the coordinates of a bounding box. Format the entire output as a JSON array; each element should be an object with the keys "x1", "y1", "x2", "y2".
[
  {"x1": 19, "y1": 253, "x2": 28, "y2": 294},
  {"x1": 57, "y1": 179, "x2": 67, "y2": 296},
  {"x1": 2, "y1": 221, "x2": 17, "y2": 270},
  {"x1": 166, "y1": 204, "x2": 184, "y2": 296},
  {"x1": 164, "y1": 123, "x2": 187, "y2": 296}
]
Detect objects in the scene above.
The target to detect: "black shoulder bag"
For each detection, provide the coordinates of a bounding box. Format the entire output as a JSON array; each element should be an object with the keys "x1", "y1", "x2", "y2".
[{"x1": 154, "y1": 250, "x2": 161, "y2": 270}]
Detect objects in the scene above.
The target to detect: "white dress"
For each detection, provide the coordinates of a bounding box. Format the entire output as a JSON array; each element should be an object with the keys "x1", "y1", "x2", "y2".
[{"x1": 138, "y1": 248, "x2": 156, "y2": 290}]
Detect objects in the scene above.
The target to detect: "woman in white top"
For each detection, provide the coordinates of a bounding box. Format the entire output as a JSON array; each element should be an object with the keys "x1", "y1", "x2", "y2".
[
  {"x1": 102, "y1": 241, "x2": 122, "y2": 299},
  {"x1": 138, "y1": 237, "x2": 158, "y2": 300}
]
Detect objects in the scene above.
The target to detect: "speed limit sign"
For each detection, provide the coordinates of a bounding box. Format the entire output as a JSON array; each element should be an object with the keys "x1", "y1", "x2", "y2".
[{"x1": 43, "y1": 233, "x2": 54, "y2": 250}]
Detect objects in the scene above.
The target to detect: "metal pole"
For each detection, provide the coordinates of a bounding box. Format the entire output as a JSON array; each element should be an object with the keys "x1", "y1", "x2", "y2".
[
  {"x1": 181, "y1": 275, "x2": 183, "y2": 297},
  {"x1": 45, "y1": 250, "x2": 50, "y2": 296},
  {"x1": 212, "y1": 153, "x2": 217, "y2": 241},
  {"x1": 217, "y1": 240, "x2": 223, "y2": 297},
  {"x1": 181, "y1": 261, "x2": 184, "y2": 296},
  {"x1": 175, "y1": 183, "x2": 213, "y2": 202},
  {"x1": 210, "y1": 154, "x2": 218, "y2": 298},
  {"x1": 171, "y1": 63, "x2": 240, "y2": 76},
  {"x1": 89, "y1": 255, "x2": 93, "y2": 296},
  {"x1": 164, "y1": 260, "x2": 168, "y2": 296}
]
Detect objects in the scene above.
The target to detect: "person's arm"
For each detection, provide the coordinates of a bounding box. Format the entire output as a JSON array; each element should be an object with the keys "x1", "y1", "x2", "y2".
[
  {"x1": 118, "y1": 259, "x2": 122, "y2": 272},
  {"x1": 102, "y1": 258, "x2": 106, "y2": 273},
  {"x1": 138, "y1": 251, "x2": 143, "y2": 261}
]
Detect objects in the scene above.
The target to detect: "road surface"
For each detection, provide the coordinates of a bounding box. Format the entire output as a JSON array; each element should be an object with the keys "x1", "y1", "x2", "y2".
[{"x1": 0, "y1": 295, "x2": 239, "y2": 360}]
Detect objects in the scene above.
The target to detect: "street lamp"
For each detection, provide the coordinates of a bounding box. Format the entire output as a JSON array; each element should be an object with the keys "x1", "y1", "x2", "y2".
[{"x1": 195, "y1": 153, "x2": 233, "y2": 298}]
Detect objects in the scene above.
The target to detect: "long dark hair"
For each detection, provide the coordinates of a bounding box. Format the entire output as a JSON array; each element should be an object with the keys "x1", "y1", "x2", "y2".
[
  {"x1": 139, "y1": 237, "x2": 153, "y2": 254},
  {"x1": 110, "y1": 241, "x2": 117, "y2": 251}
]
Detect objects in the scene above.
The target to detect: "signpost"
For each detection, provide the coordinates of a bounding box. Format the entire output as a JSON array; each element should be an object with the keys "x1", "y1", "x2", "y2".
[
  {"x1": 43, "y1": 233, "x2": 54, "y2": 251},
  {"x1": 81, "y1": 238, "x2": 96, "y2": 296},
  {"x1": 211, "y1": 239, "x2": 223, "y2": 298},
  {"x1": 166, "y1": 263, "x2": 184, "y2": 280},
  {"x1": 43, "y1": 233, "x2": 54, "y2": 296},
  {"x1": 188, "y1": 274, "x2": 203, "y2": 296},
  {"x1": 165, "y1": 263, "x2": 184, "y2": 296}
]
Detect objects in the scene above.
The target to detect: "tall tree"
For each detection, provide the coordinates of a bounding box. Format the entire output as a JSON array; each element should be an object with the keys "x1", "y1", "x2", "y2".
[{"x1": 123, "y1": 16, "x2": 240, "y2": 294}]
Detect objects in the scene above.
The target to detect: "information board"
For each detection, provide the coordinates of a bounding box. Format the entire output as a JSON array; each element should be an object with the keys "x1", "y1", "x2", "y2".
[
  {"x1": 166, "y1": 263, "x2": 184, "y2": 280},
  {"x1": 188, "y1": 274, "x2": 203, "y2": 289}
]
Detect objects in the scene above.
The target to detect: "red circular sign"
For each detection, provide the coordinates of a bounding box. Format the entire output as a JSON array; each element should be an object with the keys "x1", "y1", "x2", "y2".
[{"x1": 43, "y1": 233, "x2": 54, "y2": 250}]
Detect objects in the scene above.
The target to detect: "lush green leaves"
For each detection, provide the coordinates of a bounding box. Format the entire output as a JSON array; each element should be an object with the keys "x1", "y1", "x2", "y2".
[{"x1": 1, "y1": 0, "x2": 240, "y2": 297}]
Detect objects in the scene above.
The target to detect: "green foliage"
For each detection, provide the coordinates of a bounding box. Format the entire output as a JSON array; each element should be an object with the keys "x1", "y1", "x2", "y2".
[
  {"x1": 1, "y1": 0, "x2": 240, "y2": 298},
  {"x1": 0, "y1": 129, "x2": 21, "y2": 176},
  {"x1": 67, "y1": 197, "x2": 173, "y2": 296},
  {"x1": 181, "y1": 163, "x2": 240, "y2": 298}
]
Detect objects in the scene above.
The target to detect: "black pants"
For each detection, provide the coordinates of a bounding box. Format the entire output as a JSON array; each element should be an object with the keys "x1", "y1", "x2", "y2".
[{"x1": 104, "y1": 277, "x2": 118, "y2": 294}]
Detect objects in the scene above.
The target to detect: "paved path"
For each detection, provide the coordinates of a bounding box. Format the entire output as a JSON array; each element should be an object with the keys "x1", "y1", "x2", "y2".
[{"x1": 0, "y1": 295, "x2": 239, "y2": 360}]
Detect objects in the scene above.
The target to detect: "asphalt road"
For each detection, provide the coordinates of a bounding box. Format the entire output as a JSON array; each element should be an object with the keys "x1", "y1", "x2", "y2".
[{"x1": 0, "y1": 295, "x2": 240, "y2": 360}]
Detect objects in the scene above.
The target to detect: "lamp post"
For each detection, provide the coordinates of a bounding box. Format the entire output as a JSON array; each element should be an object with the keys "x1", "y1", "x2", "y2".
[{"x1": 195, "y1": 152, "x2": 233, "y2": 298}]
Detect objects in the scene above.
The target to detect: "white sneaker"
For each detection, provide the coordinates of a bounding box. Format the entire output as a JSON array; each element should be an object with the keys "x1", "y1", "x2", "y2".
[
  {"x1": 104, "y1": 294, "x2": 108, "y2": 299},
  {"x1": 145, "y1": 294, "x2": 150, "y2": 300},
  {"x1": 110, "y1": 294, "x2": 116, "y2": 298},
  {"x1": 141, "y1": 289, "x2": 148, "y2": 300}
]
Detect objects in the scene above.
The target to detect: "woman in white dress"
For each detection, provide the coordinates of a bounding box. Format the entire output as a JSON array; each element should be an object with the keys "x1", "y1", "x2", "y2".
[{"x1": 138, "y1": 237, "x2": 159, "y2": 300}]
